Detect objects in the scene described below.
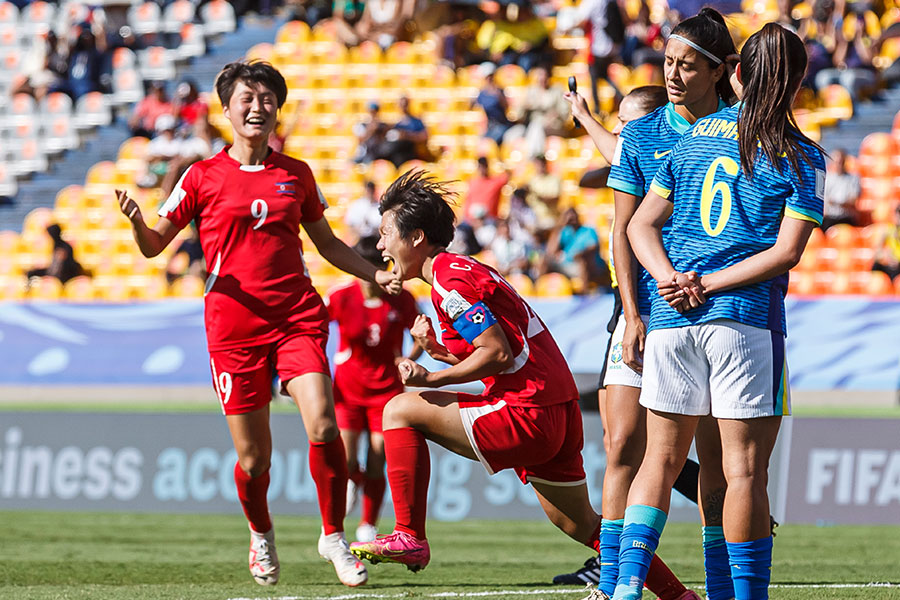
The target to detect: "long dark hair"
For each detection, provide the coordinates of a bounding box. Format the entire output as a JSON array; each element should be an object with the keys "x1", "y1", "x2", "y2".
[
  {"x1": 379, "y1": 170, "x2": 457, "y2": 248},
  {"x1": 670, "y1": 8, "x2": 736, "y2": 103},
  {"x1": 738, "y1": 23, "x2": 823, "y2": 178}
]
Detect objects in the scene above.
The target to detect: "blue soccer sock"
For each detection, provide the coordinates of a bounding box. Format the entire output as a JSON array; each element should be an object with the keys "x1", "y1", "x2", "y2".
[
  {"x1": 703, "y1": 526, "x2": 735, "y2": 600},
  {"x1": 599, "y1": 518, "x2": 624, "y2": 596},
  {"x1": 728, "y1": 536, "x2": 773, "y2": 600},
  {"x1": 612, "y1": 505, "x2": 667, "y2": 600}
]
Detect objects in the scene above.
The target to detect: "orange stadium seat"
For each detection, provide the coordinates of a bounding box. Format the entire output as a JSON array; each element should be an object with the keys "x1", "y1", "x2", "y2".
[
  {"x1": 534, "y1": 272, "x2": 574, "y2": 297},
  {"x1": 505, "y1": 272, "x2": 535, "y2": 296},
  {"x1": 824, "y1": 223, "x2": 861, "y2": 248},
  {"x1": 864, "y1": 270, "x2": 894, "y2": 295},
  {"x1": 0, "y1": 275, "x2": 27, "y2": 300},
  {"x1": 63, "y1": 276, "x2": 95, "y2": 301},
  {"x1": 276, "y1": 20, "x2": 311, "y2": 48},
  {"x1": 30, "y1": 276, "x2": 63, "y2": 300},
  {"x1": 170, "y1": 274, "x2": 205, "y2": 298}
]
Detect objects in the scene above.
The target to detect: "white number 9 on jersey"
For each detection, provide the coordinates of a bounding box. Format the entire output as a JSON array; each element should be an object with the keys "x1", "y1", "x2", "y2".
[{"x1": 251, "y1": 199, "x2": 268, "y2": 230}]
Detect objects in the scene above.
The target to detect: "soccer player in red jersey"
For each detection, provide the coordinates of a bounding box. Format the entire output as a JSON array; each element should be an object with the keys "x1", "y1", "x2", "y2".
[
  {"x1": 345, "y1": 170, "x2": 601, "y2": 572},
  {"x1": 325, "y1": 236, "x2": 421, "y2": 543},
  {"x1": 115, "y1": 61, "x2": 401, "y2": 588}
]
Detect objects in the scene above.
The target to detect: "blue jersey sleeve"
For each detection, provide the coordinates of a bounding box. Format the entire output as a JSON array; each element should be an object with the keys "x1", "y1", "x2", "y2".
[
  {"x1": 607, "y1": 122, "x2": 645, "y2": 197},
  {"x1": 649, "y1": 152, "x2": 677, "y2": 201},
  {"x1": 784, "y1": 148, "x2": 826, "y2": 225}
]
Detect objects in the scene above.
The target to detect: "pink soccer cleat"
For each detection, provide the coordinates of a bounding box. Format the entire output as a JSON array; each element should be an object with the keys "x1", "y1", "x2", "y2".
[{"x1": 349, "y1": 530, "x2": 431, "y2": 572}]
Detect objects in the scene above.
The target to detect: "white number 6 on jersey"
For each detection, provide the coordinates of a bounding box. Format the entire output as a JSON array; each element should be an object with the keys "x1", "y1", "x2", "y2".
[{"x1": 251, "y1": 199, "x2": 268, "y2": 230}]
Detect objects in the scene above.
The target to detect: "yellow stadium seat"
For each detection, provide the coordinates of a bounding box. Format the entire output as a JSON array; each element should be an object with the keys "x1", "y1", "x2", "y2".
[
  {"x1": 63, "y1": 276, "x2": 96, "y2": 301},
  {"x1": 170, "y1": 274, "x2": 205, "y2": 298},
  {"x1": 30, "y1": 276, "x2": 63, "y2": 300},
  {"x1": 22, "y1": 207, "x2": 55, "y2": 237},
  {"x1": 0, "y1": 275, "x2": 27, "y2": 300},
  {"x1": 788, "y1": 270, "x2": 815, "y2": 295},
  {"x1": 818, "y1": 84, "x2": 853, "y2": 121},
  {"x1": 505, "y1": 272, "x2": 534, "y2": 296},
  {"x1": 276, "y1": 20, "x2": 310, "y2": 48},
  {"x1": 534, "y1": 272, "x2": 574, "y2": 297}
]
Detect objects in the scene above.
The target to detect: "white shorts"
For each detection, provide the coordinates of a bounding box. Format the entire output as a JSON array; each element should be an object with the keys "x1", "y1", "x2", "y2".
[
  {"x1": 640, "y1": 319, "x2": 791, "y2": 419},
  {"x1": 603, "y1": 314, "x2": 649, "y2": 389}
]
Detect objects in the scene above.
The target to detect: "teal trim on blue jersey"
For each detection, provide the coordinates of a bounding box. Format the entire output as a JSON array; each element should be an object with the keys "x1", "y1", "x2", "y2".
[
  {"x1": 607, "y1": 177, "x2": 643, "y2": 197},
  {"x1": 624, "y1": 504, "x2": 667, "y2": 534},
  {"x1": 647, "y1": 103, "x2": 826, "y2": 335},
  {"x1": 785, "y1": 205, "x2": 823, "y2": 225},
  {"x1": 664, "y1": 102, "x2": 691, "y2": 134}
]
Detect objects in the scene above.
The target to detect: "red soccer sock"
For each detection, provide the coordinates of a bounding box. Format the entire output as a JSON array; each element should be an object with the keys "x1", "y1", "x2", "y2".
[
  {"x1": 585, "y1": 518, "x2": 603, "y2": 553},
  {"x1": 384, "y1": 427, "x2": 430, "y2": 539},
  {"x1": 645, "y1": 553, "x2": 689, "y2": 599},
  {"x1": 361, "y1": 475, "x2": 387, "y2": 526},
  {"x1": 309, "y1": 438, "x2": 349, "y2": 535},
  {"x1": 233, "y1": 462, "x2": 272, "y2": 534},
  {"x1": 349, "y1": 465, "x2": 366, "y2": 487}
]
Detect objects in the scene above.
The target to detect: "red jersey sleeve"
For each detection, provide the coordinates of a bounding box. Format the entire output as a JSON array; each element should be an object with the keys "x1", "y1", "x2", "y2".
[
  {"x1": 158, "y1": 163, "x2": 204, "y2": 230},
  {"x1": 323, "y1": 285, "x2": 343, "y2": 321},
  {"x1": 293, "y1": 160, "x2": 328, "y2": 223}
]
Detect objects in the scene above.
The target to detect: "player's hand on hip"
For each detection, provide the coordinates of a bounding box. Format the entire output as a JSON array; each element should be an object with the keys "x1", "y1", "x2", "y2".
[
  {"x1": 376, "y1": 269, "x2": 402, "y2": 295},
  {"x1": 397, "y1": 358, "x2": 430, "y2": 387},
  {"x1": 116, "y1": 189, "x2": 143, "y2": 224},
  {"x1": 622, "y1": 317, "x2": 646, "y2": 373}
]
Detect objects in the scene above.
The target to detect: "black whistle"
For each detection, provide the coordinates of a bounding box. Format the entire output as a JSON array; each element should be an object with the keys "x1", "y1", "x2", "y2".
[{"x1": 568, "y1": 76, "x2": 581, "y2": 129}]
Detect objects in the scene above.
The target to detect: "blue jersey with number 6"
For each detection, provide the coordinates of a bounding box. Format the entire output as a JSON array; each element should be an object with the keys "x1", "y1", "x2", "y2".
[{"x1": 648, "y1": 103, "x2": 825, "y2": 334}]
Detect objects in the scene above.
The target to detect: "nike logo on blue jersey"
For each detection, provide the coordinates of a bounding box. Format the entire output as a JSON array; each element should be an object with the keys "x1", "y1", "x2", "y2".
[{"x1": 654, "y1": 150, "x2": 672, "y2": 159}]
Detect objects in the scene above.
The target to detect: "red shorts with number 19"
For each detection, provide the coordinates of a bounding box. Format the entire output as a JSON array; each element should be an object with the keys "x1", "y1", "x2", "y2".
[
  {"x1": 208, "y1": 332, "x2": 329, "y2": 415},
  {"x1": 458, "y1": 394, "x2": 586, "y2": 486}
]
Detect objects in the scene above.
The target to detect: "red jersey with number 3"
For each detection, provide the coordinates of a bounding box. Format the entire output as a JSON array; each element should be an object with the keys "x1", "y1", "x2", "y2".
[
  {"x1": 326, "y1": 281, "x2": 419, "y2": 405},
  {"x1": 159, "y1": 147, "x2": 329, "y2": 351},
  {"x1": 430, "y1": 252, "x2": 578, "y2": 407}
]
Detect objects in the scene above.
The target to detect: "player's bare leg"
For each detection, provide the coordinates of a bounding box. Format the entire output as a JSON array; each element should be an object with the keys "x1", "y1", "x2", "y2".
[
  {"x1": 533, "y1": 481, "x2": 601, "y2": 545},
  {"x1": 226, "y1": 406, "x2": 279, "y2": 585},
  {"x1": 287, "y1": 373, "x2": 367, "y2": 586},
  {"x1": 340, "y1": 427, "x2": 364, "y2": 516},
  {"x1": 695, "y1": 416, "x2": 733, "y2": 600},
  {"x1": 350, "y1": 390, "x2": 474, "y2": 571}
]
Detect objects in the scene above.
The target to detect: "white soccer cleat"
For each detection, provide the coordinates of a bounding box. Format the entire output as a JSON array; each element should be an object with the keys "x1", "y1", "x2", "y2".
[
  {"x1": 248, "y1": 527, "x2": 280, "y2": 586},
  {"x1": 318, "y1": 530, "x2": 368, "y2": 587},
  {"x1": 346, "y1": 478, "x2": 360, "y2": 515},
  {"x1": 356, "y1": 522, "x2": 378, "y2": 543}
]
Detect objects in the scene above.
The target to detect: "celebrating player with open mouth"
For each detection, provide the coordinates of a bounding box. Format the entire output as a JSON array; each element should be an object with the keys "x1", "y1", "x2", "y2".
[
  {"x1": 115, "y1": 60, "x2": 401, "y2": 588},
  {"x1": 349, "y1": 169, "x2": 610, "y2": 573},
  {"x1": 623, "y1": 23, "x2": 825, "y2": 600}
]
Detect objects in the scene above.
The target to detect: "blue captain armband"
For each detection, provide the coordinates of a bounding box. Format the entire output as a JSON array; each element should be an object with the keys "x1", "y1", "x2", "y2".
[{"x1": 453, "y1": 301, "x2": 498, "y2": 343}]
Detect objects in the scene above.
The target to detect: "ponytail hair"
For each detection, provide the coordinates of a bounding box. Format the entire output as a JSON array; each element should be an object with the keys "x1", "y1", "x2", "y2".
[
  {"x1": 670, "y1": 8, "x2": 737, "y2": 103},
  {"x1": 738, "y1": 23, "x2": 823, "y2": 178}
]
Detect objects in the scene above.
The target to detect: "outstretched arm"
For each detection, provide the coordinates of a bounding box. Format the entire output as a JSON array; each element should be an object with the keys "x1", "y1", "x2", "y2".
[{"x1": 116, "y1": 189, "x2": 180, "y2": 258}]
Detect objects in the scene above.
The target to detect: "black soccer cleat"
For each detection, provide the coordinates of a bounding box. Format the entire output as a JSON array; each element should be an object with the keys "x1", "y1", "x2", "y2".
[{"x1": 552, "y1": 555, "x2": 602, "y2": 585}]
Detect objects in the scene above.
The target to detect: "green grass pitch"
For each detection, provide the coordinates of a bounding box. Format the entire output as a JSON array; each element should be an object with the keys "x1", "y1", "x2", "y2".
[{"x1": 3, "y1": 511, "x2": 899, "y2": 600}]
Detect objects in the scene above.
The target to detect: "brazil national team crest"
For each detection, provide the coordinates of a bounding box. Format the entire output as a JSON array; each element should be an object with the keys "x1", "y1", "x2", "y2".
[{"x1": 611, "y1": 342, "x2": 623, "y2": 364}]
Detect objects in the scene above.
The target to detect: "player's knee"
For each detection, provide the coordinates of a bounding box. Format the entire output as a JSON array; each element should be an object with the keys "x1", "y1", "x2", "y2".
[
  {"x1": 382, "y1": 392, "x2": 417, "y2": 429},
  {"x1": 606, "y1": 431, "x2": 644, "y2": 466},
  {"x1": 308, "y1": 416, "x2": 340, "y2": 443},
  {"x1": 237, "y1": 454, "x2": 271, "y2": 478}
]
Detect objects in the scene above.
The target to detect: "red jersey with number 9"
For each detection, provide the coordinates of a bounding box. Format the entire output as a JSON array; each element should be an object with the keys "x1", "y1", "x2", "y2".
[
  {"x1": 430, "y1": 252, "x2": 578, "y2": 407},
  {"x1": 159, "y1": 147, "x2": 329, "y2": 351},
  {"x1": 325, "y1": 281, "x2": 419, "y2": 405}
]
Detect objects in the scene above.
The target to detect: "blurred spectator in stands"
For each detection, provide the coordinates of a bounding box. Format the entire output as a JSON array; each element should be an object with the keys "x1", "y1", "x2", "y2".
[
  {"x1": 138, "y1": 114, "x2": 181, "y2": 188},
  {"x1": 875, "y1": 21, "x2": 900, "y2": 87},
  {"x1": 129, "y1": 82, "x2": 172, "y2": 139},
  {"x1": 345, "y1": 180, "x2": 383, "y2": 239},
  {"x1": 464, "y1": 156, "x2": 509, "y2": 221},
  {"x1": 474, "y1": 2, "x2": 550, "y2": 72},
  {"x1": 489, "y1": 218, "x2": 534, "y2": 277},
  {"x1": 538, "y1": 207, "x2": 611, "y2": 291},
  {"x1": 469, "y1": 205, "x2": 498, "y2": 250},
  {"x1": 521, "y1": 66, "x2": 571, "y2": 157},
  {"x1": 26, "y1": 224, "x2": 85, "y2": 284},
  {"x1": 13, "y1": 31, "x2": 68, "y2": 101},
  {"x1": 160, "y1": 118, "x2": 225, "y2": 196},
  {"x1": 872, "y1": 205, "x2": 900, "y2": 281},
  {"x1": 507, "y1": 186, "x2": 538, "y2": 234},
  {"x1": 473, "y1": 63, "x2": 525, "y2": 147},
  {"x1": 52, "y1": 22, "x2": 109, "y2": 100},
  {"x1": 622, "y1": 0, "x2": 664, "y2": 67},
  {"x1": 526, "y1": 155, "x2": 562, "y2": 233},
  {"x1": 173, "y1": 80, "x2": 208, "y2": 127},
  {"x1": 166, "y1": 225, "x2": 205, "y2": 284},
  {"x1": 373, "y1": 96, "x2": 431, "y2": 167},
  {"x1": 822, "y1": 148, "x2": 861, "y2": 230},
  {"x1": 286, "y1": 0, "x2": 333, "y2": 27},
  {"x1": 332, "y1": 0, "x2": 415, "y2": 48},
  {"x1": 353, "y1": 101, "x2": 389, "y2": 163},
  {"x1": 571, "y1": 0, "x2": 624, "y2": 112},
  {"x1": 435, "y1": 4, "x2": 483, "y2": 69},
  {"x1": 815, "y1": 6, "x2": 878, "y2": 101}
]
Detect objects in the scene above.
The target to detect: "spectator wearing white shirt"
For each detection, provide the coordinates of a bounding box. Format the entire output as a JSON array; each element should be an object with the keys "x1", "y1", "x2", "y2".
[
  {"x1": 345, "y1": 181, "x2": 383, "y2": 240},
  {"x1": 821, "y1": 148, "x2": 861, "y2": 231}
]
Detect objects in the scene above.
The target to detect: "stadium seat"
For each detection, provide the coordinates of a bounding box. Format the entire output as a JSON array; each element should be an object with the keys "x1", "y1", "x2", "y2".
[
  {"x1": 139, "y1": 46, "x2": 176, "y2": 82},
  {"x1": 170, "y1": 274, "x2": 205, "y2": 297},
  {"x1": 62, "y1": 276, "x2": 95, "y2": 301},
  {"x1": 178, "y1": 23, "x2": 206, "y2": 60},
  {"x1": 0, "y1": 1, "x2": 17, "y2": 26},
  {"x1": 30, "y1": 276, "x2": 63, "y2": 300},
  {"x1": 534, "y1": 272, "x2": 574, "y2": 297},
  {"x1": 0, "y1": 274, "x2": 26, "y2": 300},
  {"x1": 0, "y1": 161, "x2": 17, "y2": 198},
  {"x1": 55, "y1": 1, "x2": 90, "y2": 34},
  {"x1": 275, "y1": 20, "x2": 311, "y2": 48},
  {"x1": 0, "y1": 22, "x2": 16, "y2": 47},
  {"x1": 201, "y1": 0, "x2": 236, "y2": 36},
  {"x1": 128, "y1": 1, "x2": 161, "y2": 36},
  {"x1": 505, "y1": 272, "x2": 535, "y2": 296},
  {"x1": 111, "y1": 47, "x2": 138, "y2": 71},
  {"x1": 21, "y1": 1, "x2": 54, "y2": 36},
  {"x1": 824, "y1": 223, "x2": 860, "y2": 248},
  {"x1": 74, "y1": 91, "x2": 112, "y2": 129},
  {"x1": 864, "y1": 270, "x2": 894, "y2": 295},
  {"x1": 10, "y1": 136, "x2": 48, "y2": 176},
  {"x1": 162, "y1": 0, "x2": 195, "y2": 35},
  {"x1": 111, "y1": 67, "x2": 144, "y2": 105},
  {"x1": 44, "y1": 114, "x2": 79, "y2": 154}
]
